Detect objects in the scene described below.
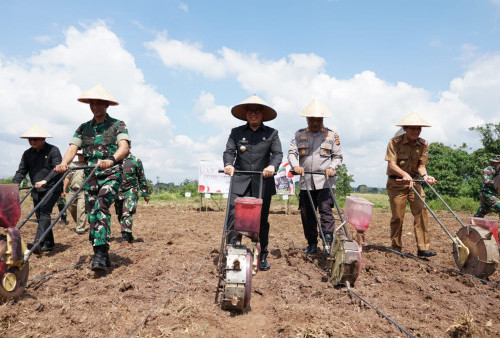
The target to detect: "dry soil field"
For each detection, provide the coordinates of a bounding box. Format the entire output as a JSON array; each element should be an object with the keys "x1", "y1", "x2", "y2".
[{"x1": 1, "y1": 198, "x2": 499, "y2": 337}]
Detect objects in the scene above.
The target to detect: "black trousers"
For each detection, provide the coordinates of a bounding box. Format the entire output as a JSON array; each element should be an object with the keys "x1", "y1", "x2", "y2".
[
  {"x1": 226, "y1": 184, "x2": 272, "y2": 252},
  {"x1": 299, "y1": 188, "x2": 334, "y2": 244},
  {"x1": 32, "y1": 190, "x2": 60, "y2": 248}
]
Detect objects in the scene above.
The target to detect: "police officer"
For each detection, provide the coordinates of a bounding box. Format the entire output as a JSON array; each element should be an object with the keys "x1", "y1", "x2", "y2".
[
  {"x1": 13, "y1": 125, "x2": 63, "y2": 253},
  {"x1": 62, "y1": 149, "x2": 87, "y2": 234},
  {"x1": 223, "y1": 95, "x2": 283, "y2": 271},
  {"x1": 114, "y1": 148, "x2": 150, "y2": 243},
  {"x1": 288, "y1": 99, "x2": 343, "y2": 254},
  {"x1": 474, "y1": 155, "x2": 500, "y2": 218},
  {"x1": 385, "y1": 112, "x2": 437, "y2": 257},
  {"x1": 55, "y1": 84, "x2": 130, "y2": 271}
]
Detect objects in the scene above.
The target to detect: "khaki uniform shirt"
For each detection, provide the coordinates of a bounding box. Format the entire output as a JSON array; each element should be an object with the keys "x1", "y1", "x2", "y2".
[
  {"x1": 385, "y1": 133, "x2": 428, "y2": 177},
  {"x1": 288, "y1": 127, "x2": 343, "y2": 190}
]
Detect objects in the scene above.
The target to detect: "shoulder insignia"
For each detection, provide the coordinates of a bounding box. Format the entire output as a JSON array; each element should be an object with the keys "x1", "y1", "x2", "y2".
[
  {"x1": 418, "y1": 137, "x2": 427, "y2": 145},
  {"x1": 392, "y1": 136, "x2": 402, "y2": 143},
  {"x1": 334, "y1": 134, "x2": 340, "y2": 146}
]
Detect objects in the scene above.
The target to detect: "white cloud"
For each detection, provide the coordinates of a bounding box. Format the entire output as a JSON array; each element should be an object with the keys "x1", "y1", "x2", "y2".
[
  {"x1": 147, "y1": 34, "x2": 497, "y2": 186},
  {"x1": 179, "y1": 2, "x2": 189, "y2": 13},
  {"x1": 2, "y1": 23, "x2": 499, "y2": 189}
]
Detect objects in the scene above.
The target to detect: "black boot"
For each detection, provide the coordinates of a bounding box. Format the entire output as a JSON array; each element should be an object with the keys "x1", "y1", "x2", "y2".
[
  {"x1": 304, "y1": 242, "x2": 317, "y2": 255},
  {"x1": 91, "y1": 245, "x2": 108, "y2": 271},
  {"x1": 118, "y1": 231, "x2": 134, "y2": 243},
  {"x1": 259, "y1": 249, "x2": 270, "y2": 271},
  {"x1": 323, "y1": 233, "x2": 333, "y2": 252},
  {"x1": 60, "y1": 215, "x2": 68, "y2": 226}
]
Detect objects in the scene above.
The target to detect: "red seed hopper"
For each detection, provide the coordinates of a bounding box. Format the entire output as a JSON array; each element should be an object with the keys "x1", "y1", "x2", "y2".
[{"x1": 0, "y1": 184, "x2": 29, "y2": 301}]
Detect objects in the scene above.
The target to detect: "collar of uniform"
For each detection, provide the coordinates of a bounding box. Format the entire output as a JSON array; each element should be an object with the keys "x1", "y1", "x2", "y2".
[
  {"x1": 90, "y1": 113, "x2": 111, "y2": 126},
  {"x1": 401, "y1": 133, "x2": 422, "y2": 145},
  {"x1": 244, "y1": 122, "x2": 266, "y2": 131},
  {"x1": 305, "y1": 127, "x2": 325, "y2": 133}
]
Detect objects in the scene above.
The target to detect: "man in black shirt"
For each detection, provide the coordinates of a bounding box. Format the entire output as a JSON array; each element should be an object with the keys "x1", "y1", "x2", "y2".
[
  {"x1": 13, "y1": 125, "x2": 63, "y2": 253},
  {"x1": 223, "y1": 95, "x2": 283, "y2": 271}
]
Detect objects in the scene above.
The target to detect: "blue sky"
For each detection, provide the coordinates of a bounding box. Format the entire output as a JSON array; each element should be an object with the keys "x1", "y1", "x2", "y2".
[{"x1": 1, "y1": 0, "x2": 500, "y2": 187}]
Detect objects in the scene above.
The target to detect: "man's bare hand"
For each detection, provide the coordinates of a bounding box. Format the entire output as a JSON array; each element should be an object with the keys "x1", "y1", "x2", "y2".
[
  {"x1": 224, "y1": 165, "x2": 235, "y2": 176},
  {"x1": 325, "y1": 168, "x2": 335, "y2": 178},
  {"x1": 425, "y1": 175, "x2": 437, "y2": 185},
  {"x1": 55, "y1": 164, "x2": 68, "y2": 173},
  {"x1": 98, "y1": 159, "x2": 114, "y2": 169},
  {"x1": 293, "y1": 166, "x2": 304, "y2": 176},
  {"x1": 34, "y1": 180, "x2": 47, "y2": 189},
  {"x1": 263, "y1": 166, "x2": 275, "y2": 178}
]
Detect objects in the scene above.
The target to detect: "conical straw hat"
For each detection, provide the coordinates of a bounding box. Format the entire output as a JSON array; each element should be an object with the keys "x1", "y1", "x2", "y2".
[
  {"x1": 395, "y1": 112, "x2": 431, "y2": 127},
  {"x1": 300, "y1": 99, "x2": 331, "y2": 118},
  {"x1": 78, "y1": 84, "x2": 119, "y2": 106},
  {"x1": 231, "y1": 95, "x2": 277, "y2": 122},
  {"x1": 20, "y1": 125, "x2": 52, "y2": 139}
]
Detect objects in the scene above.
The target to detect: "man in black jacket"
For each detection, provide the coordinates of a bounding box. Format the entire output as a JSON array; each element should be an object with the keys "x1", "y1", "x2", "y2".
[
  {"x1": 13, "y1": 125, "x2": 63, "y2": 253},
  {"x1": 223, "y1": 95, "x2": 283, "y2": 271}
]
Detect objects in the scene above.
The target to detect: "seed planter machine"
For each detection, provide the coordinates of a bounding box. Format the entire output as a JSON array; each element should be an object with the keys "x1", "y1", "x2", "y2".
[
  {"x1": 294, "y1": 171, "x2": 375, "y2": 287},
  {"x1": 215, "y1": 170, "x2": 264, "y2": 311},
  {"x1": 406, "y1": 178, "x2": 499, "y2": 278},
  {"x1": 0, "y1": 166, "x2": 96, "y2": 301}
]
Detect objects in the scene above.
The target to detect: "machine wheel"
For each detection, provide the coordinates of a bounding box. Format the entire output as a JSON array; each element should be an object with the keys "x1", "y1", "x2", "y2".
[
  {"x1": 0, "y1": 261, "x2": 29, "y2": 302},
  {"x1": 243, "y1": 251, "x2": 252, "y2": 309},
  {"x1": 329, "y1": 236, "x2": 361, "y2": 286},
  {"x1": 453, "y1": 226, "x2": 499, "y2": 278}
]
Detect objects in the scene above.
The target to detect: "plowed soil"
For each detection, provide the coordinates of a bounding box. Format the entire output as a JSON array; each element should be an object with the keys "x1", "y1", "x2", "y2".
[{"x1": 1, "y1": 198, "x2": 499, "y2": 337}]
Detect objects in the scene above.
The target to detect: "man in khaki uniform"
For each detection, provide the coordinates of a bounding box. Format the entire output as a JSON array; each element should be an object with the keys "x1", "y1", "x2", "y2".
[
  {"x1": 62, "y1": 149, "x2": 87, "y2": 234},
  {"x1": 385, "y1": 112, "x2": 437, "y2": 257},
  {"x1": 288, "y1": 99, "x2": 343, "y2": 254}
]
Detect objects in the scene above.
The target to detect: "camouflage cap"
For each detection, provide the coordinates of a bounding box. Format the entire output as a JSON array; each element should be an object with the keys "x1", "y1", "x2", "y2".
[{"x1": 489, "y1": 155, "x2": 500, "y2": 163}]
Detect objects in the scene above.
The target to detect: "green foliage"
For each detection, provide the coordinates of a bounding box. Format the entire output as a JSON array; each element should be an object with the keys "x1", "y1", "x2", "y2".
[
  {"x1": 425, "y1": 195, "x2": 478, "y2": 213},
  {"x1": 0, "y1": 177, "x2": 13, "y2": 184},
  {"x1": 425, "y1": 142, "x2": 482, "y2": 199},
  {"x1": 336, "y1": 164, "x2": 354, "y2": 197},
  {"x1": 470, "y1": 122, "x2": 500, "y2": 156}
]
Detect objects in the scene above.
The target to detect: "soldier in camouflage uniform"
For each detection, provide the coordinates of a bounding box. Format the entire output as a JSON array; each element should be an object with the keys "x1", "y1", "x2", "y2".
[
  {"x1": 56, "y1": 196, "x2": 68, "y2": 225},
  {"x1": 114, "y1": 149, "x2": 150, "y2": 243},
  {"x1": 55, "y1": 84, "x2": 130, "y2": 271},
  {"x1": 474, "y1": 155, "x2": 500, "y2": 218}
]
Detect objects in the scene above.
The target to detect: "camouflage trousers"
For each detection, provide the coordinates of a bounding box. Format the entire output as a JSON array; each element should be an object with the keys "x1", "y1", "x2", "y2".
[
  {"x1": 84, "y1": 170, "x2": 122, "y2": 246},
  {"x1": 57, "y1": 197, "x2": 67, "y2": 218},
  {"x1": 474, "y1": 192, "x2": 500, "y2": 218},
  {"x1": 114, "y1": 189, "x2": 138, "y2": 233}
]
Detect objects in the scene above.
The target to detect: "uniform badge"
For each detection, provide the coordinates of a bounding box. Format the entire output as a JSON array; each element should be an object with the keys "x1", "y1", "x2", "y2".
[
  {"x1": 400, "y1": 160, "x2": 405, "y2": 165},
  {"x1": 240, "y1": 145, "x2": 246, "y2": 152},
  {"x1": 334, "y1": 134, "x2": 340, "y2": 146},
  {"x1": 416, "y1": 149, "x2": 420, "y2": 154},
  {"x1": 301, "y1": 150, "x2": 306, "y2": 155},
  {"x1": 262, "y1": 137, "x2": 266, "y2": 141}
]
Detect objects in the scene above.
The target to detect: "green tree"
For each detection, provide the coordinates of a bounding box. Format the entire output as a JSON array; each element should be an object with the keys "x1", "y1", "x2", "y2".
[
  {"x1": 335, "y1": 164, "x2": 354, "y2": 197},
  {"x1": 426, "y1": 142, "x2": 481, "y2": 198},
  {"x1": 470, "y1": 122, "x2": 500, "y2": 157}
]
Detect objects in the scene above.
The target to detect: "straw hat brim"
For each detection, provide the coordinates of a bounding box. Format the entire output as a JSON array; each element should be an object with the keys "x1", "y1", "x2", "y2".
[
  {"x1": 20, "y1": 125, "x2": 52, "y2": 139},
  {"x1": 231, "y1": 95, "x2": 277, "y2": 122},
  {"x1": 395, "y1": 112, "x2": 431, "y2": 127},
  {"x1": 78, "y1": 84, "x2": 119, "y2": 106}
]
